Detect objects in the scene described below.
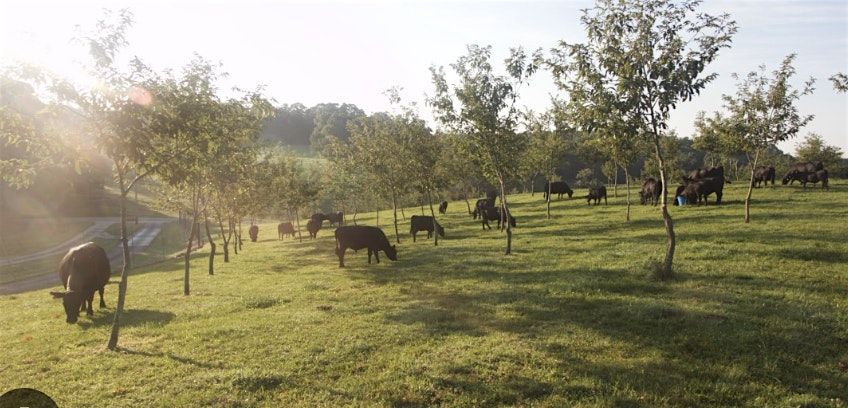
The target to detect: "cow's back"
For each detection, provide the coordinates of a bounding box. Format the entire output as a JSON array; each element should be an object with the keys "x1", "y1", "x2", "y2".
[
  {"x1": 335, "y1": 226, "x2": 389, "y2": 250},
  {"x1": 61, "y1": 242, "x2": 111, "y2": 292}
]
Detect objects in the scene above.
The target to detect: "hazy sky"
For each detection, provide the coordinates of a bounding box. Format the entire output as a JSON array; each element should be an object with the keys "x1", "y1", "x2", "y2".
[{"x1": 2, "y1": 0, "x2": 846, "y2": 154}]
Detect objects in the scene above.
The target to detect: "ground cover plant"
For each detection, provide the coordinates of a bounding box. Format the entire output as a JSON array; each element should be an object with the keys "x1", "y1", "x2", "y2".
[{"x1": 1, "y1": 182, "x2": 845, "y2": 407}]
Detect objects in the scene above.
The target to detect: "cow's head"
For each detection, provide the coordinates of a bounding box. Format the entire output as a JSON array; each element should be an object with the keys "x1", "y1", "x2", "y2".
[
  {"x1": 781, "y1": 175, "x2": 791, "y2": 185},
  {"x1": 639, "y1": 191, "x2": 647, "y2": 205},
  {"x1": 50, "y1": 290, "x2": 82, "y2": 323},
  {"x1": 435, "y1": 223, "x2": 446, "y2": 238},
  {"x1": 385, "y1": 245, "x2": 398, "y2": 261},
  {"x1": 566, "y1": 189, "x2": 574, "y2": 199}
]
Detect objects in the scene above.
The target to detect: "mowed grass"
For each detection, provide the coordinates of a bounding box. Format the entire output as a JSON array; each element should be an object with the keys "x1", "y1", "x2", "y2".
[{"x1": 1, "y1": 181, "x2": 846, "y2": 407}]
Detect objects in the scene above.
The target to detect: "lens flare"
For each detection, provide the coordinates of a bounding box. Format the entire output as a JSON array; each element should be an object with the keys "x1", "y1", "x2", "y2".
[{"x1": 128, "y1": 86, "x2": 152, "y2": 106}]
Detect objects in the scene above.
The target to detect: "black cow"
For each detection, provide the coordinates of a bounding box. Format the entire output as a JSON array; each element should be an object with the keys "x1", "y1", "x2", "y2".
[
  {"x1": 438, "y1": 201, "x2": 448, "y2": 214},
  {"x1": 334, "y1": 226, "x2": 397, "y2": 267},
  {"x1": 783, "y1": 169, "x2": 829, "y2": 189},
  {"x1": 787, "y1": 161, "x2": 824, "y2": 174},
  {"x1": 49, "y1": 242, "x2": 111, "y2": 324},
  {"x1": 248, "y1": 225, "x2": 259, "y2": 242},
  {"x1": 326, "y1": 211, "x2": 344, "y2": 226},
  {"x1": 543, "y1": 181, "x2": 574, "y2": 200},
  {"x1": 681, "y1": 177, "x2": 725, "y2": 205},
  {"x1": 410, "y1": 215, "x2": 445, "y2": 242},
  {"x1": 688, "y1": 166, "x2": 730, "y2": 183},
  {"x1": 310, "y1": 213, "x2": 329, "y2": 224},
  {"x1": 486, "y1": 190, "x2": 498, "y2": 200},
  {"x1": 586, "y1": 186, "x2": 607, "y2": 205},
  {"x1": 639, "y1": 178, "x2": 662, "y2": 206},
  {"x1": 278, "y1": 222, "x2": 295, "y2": 240},
  {"x1": 479, "y1": 206, "x2": 516, "y2": 230},
  {"x1": 753, "y1": 166, "x2": 776, "y2": 187},
  {"x1": 306, "y1": 218, "x2": 321, "y2": 239},
  {"x1": 472, "y1": 198, "x2": 495, "y2": 219}
]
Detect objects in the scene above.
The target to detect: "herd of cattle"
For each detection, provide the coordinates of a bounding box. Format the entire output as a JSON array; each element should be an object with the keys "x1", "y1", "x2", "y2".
[{"x1": 48, "y1": 161, "x2": 833, "y2": 324}]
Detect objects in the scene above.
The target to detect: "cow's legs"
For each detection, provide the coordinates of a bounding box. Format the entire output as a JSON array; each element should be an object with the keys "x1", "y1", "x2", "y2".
[
  {"x1": 367, "y1": 249, "x2": 372, "y2": 264},
  {"x1": 374, "y1": 251, "x2": 380, "y2": 263},
  {"x1": 336, "y1": 247, "x2": 346, "y2": 268},
  {"x1": 412, "y1": 232, "x2": 417, "y2": 242},
  {"x1": 99, "y1": 287, "x2": 106, "y2": 308},
  {"x1": 604, "y1": 195, "x2": 607, "y2": 205}
]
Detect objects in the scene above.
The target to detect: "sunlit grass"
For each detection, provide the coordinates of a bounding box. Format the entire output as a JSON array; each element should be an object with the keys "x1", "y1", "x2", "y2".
[{"x1": 0, "y1": 181, "x2": 846, "y2": 407}]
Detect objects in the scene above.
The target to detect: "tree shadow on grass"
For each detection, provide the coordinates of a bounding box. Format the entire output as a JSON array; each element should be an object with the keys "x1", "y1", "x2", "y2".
[
  {"x1": 78, "y1": 308, "x2": 175, "y2": 330},
  {"x1": 358, "y1": 260, "x2": 846, "y2": 405}
]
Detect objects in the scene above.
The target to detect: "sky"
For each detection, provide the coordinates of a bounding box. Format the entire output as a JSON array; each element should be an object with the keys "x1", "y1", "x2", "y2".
[{"x1": 2, "y1": 0, "x2": 846, "y2": 155}]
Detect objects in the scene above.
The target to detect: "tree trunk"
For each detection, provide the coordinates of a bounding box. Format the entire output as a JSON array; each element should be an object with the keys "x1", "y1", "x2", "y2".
[
  {"x1": 497, "y1": 177, "x2": 512, "y2": 255},
  {"x1": 426, "y1": 189, "x2": 438, "y2": 246},
  {"x1": 353, "y1": 208, "x2": 358, "y2": 225},
  {"x1": 237, "y1": 220, "x2": 243, "y2": 251},
  {"x1": 400, "y1": 205, "x2": 406, "y2": 221},
  {"x1": 653, "y1": 137, "x2": 675, "y2": 279},
  {"x1": 107, "y1": 169, "x2": 130, "y2": 350},
  {"x1": 744, "y1": 150, "x2": 760, "y2": 224},
  {"x1": 464, "y1": 190, "x2": 472, "y2": 214},
  {"x1": 546, "y1": 173, "x2": 552, "y2": 219},
  {"x1": 204, "y1": 209, "x2": 215, "y2": 276},
  {"x1": 232, "y1": 218, "x2": 238, "y2": 255},
  {"x1": 624, "y1": 166, "x2": 631, "y2": 222},
  {"x1": 294, "y1": 207, "x2": 303, "y2": 242},
  {"x1": 613, "y1": 166, "x2": 619, "y2": 198},
  {"x1": 391, "y1": 191, "x2": 401, "y2": 244},
  {"x1": 184, "y1": 190, "x2": 199, "y2": 296},
  {"x1": 217, "y1": 214, "x2": 230, "y2": 263}
]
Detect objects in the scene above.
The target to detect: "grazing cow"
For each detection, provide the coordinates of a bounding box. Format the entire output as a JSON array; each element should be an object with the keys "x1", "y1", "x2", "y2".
[
  {"x1": 326, "y1": 211, "x2": 344, "y2": 226},
  {"x1": 639, "y1": 178, "x2": 662, "y2": 206},
  {"x1": 438, "y1": 201, "x2": 448, "y2": 214},
  {"x1": 306, "y1": 218, "x2": 321, "y2": 239},
  {"x1": 278, "y1": 222, "x2": 295, "y2": 240},
  {"x1": 787, "y1": 161, "x2": 824, "y2": 174},
  {"x1": 334, "y1": 226, "x2": 397, "y2": 267},
  {"x1": 586, "y1": 186, "x2": 607, "y2": 205},
  {"x1": 688, "y1": 166, "x2": 730, "y2": 183},
  {"x1": 783, "y1": 162, "x2": 827, "y2": 186},
  {"x1": 310, "y1": 213, "x2": 329, "y2": 225},
  {"x1": 49, "y1": 242, "x2": 111, "y2": 324},
  {"x1": 543, "y1": 181, "x2": 574, "y2": 200},
  {"x1": 472, "y1": 198, "x2": 495, "y2": 219},
  {"x1": 681, "y1": 177, "x2": 725, "y2": 205},
  {"x1": 479, "y1": 206, "x2": 516, "y2": 230},
  {"x1": 410, "y1": 215, "x2": 445, "y2": 242},
  {"x1": 783, "y1": 169, "x2": 829, "y2": 189},
  {"x1": 753, "y1": 166, "x2": 776, "y2": 187},
  {"x1": 248, "y1": 225, "x2": 259, "y2": 242}
]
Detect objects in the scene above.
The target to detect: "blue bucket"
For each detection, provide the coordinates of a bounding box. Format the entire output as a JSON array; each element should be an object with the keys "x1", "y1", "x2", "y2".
[{"x1": 676, "y1": 196, "x2": 686, "y2": 206}]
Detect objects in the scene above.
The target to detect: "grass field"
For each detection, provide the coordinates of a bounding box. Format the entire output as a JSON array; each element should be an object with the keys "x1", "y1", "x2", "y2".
[{"x1": 1, "y1": 181, "x2": 846, "y2": 407}]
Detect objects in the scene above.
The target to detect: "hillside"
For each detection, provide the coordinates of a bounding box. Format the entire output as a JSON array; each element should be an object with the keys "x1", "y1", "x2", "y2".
[{"x1": 1, "y1": 182, "x2": 846, "y2": 407}]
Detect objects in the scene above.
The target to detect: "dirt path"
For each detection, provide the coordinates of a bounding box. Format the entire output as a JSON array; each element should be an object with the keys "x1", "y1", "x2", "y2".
[{"x1": 0, "y1": 218, "x2": 174, "y2": 295}]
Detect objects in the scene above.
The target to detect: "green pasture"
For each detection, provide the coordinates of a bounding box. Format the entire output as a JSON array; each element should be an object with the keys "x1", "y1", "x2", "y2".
[{"x1": 0, "y1": 181, "x2": 845, "y2": 407}]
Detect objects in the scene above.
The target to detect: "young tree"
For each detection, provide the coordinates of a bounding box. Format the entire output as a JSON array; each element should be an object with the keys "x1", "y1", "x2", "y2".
[
  {"x1": 719, "y1": 54, "x2": 814, "y2": 223},
  {"x1": 429, "y1": 45, "x2": 536, "y2": 254},
  {"x1": 524, "y1": 110, "x2": 568, "y2": 219},
  {"x1": 795, "y1": 133, "x2": 843, "y2": 170},
  {"x1": 545, "y1": 0, "x2": 736, "y2": 277}
]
